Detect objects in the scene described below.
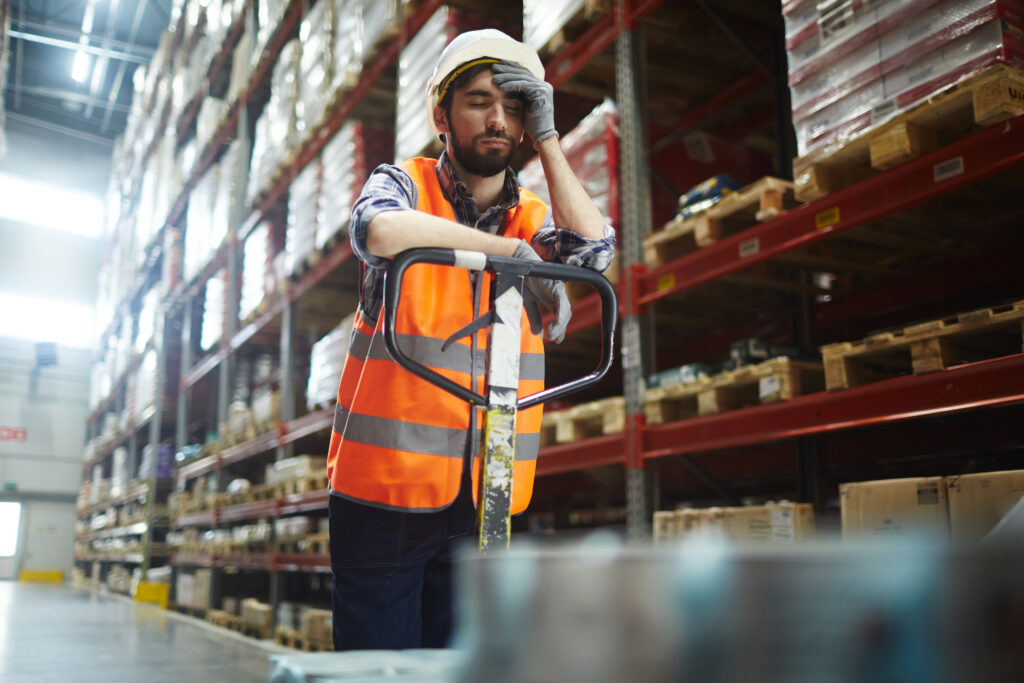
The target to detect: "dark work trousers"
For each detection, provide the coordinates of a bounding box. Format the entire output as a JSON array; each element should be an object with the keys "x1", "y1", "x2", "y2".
[{"x1": 328, "y1": 482, "x2": 476, "y2": 651}]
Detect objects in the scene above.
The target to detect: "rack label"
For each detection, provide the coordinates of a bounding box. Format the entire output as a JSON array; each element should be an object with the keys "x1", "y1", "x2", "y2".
[
  {"x1": 933, "y1": 156, "x2": 964, "y2": 183},
  {"x1": 759, "y1": 375, "x2": 781, "y2": 400},
  {"x1": 0, "y1": 426, "x2": 27, "y2": 442},
  {"x1": 815, "y1": 207, "x2": 840, "y2": 230},
  {"x1": 657, "y1": 274, "x2": 675, "y2": 291},
  {"x1": 739, "y1": 238, "x2": 760, "y2": 258}
]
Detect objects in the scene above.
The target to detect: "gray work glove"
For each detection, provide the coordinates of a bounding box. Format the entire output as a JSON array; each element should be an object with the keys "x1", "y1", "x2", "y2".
[
  {"x1": 491, "y1": 63, "x2": 558, "y2": 147},
  {"x1": 513, "y1": 240, "x2": 571, "y2": 343}
]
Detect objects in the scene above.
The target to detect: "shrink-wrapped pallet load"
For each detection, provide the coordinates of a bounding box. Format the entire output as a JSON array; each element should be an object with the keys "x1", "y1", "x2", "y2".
[
  {"x1": 249, "y1": 39, "x2": 301, "y2": 202},
  {"x1": 306, "y1": 313, "x2": 356, "y2": 412},
  {"x1": 200, "y1": 269, "x2": 228, "y2": 352},
  {"x1": 239, "y1": 222, "x2": 270, "y2": 321},
  {"x1": 784, "y1": 0, "x2": 1024, "y2": 156},
  {"x1": 523, "y1": 0, "x2": 587, "y2": 51},
  {"x1": 286, "y1": 160, "x2": 321, "y2": 277},
  {"x1": 296, "y1": 0, "x2": 336, "y2": 139}
]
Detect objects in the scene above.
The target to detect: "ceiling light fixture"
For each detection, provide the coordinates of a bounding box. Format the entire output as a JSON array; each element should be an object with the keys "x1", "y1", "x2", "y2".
[{"x1": 71, "y1": 0, "x2": 99, "y2": 84}]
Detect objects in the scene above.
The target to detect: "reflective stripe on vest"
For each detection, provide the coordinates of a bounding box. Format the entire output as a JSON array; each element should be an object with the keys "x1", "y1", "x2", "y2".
[{"x1": 327, "y1": 157, "x2": 549, "y2": 513}]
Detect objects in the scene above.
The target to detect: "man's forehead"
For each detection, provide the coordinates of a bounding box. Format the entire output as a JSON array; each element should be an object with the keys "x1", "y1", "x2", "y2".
[{"x1": 454, "y1": 67, "x2": 521, "y2": 100}]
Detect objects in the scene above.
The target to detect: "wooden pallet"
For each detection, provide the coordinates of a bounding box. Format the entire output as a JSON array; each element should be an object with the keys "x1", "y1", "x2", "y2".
[
  {"x1": 275, "y1": 470, "x2": 329, "y2": 498},
  {"x1": 276, "y1": 532, "x2": 330, "y2": 555},
  {"x1": 794, "y1": 64, "x2": 1024, "y2": 203},
  {"x1": 536, "y1": 0, "x2": 614, "y2": 57},
  {"x1": 645, "y1": 357, "x2": 825, "y2": 424},
  {"x1": 822, "y1": 300, "x2": 1024, "y2": 391},
  {"x1": 275, "y1": 626, "x2": 333, "y2": 652},
  {"x1": 539, "y1": 396, "x2": 625, "y2": 446},
  {"x1": 643, "y1": 177, "x2": 797, "y2": 268},
  {"x1": 206, "y1": 610, "x2": 242, "y2": 631},
  {"x1": 243, "y1": 483, "x2": 278, "y2": 503}
]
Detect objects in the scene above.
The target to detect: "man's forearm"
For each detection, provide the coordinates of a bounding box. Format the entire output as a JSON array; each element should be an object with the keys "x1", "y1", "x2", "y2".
[
  {"x1": 535, "y1": 136, "x2": 607, "y2": 240},
  {"x1": 365, "y1": 209, "x2": 521, "y2": 259}
]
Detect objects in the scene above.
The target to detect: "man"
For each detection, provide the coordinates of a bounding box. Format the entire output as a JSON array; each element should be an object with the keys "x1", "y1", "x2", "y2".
[{"x1": 326, "y1": 29, "x2": 615, "y2": 651}]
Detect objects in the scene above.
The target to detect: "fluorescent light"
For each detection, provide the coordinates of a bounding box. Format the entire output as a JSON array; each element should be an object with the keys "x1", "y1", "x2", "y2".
[
  {"x1": 71, "y1": 50, "x2": 92, "y2": 82},
  {"x1": 0, "y1": 292, "x2": 95, "y2": 349},
  {"x1": 0, "y1": 171, "x2": 104, "y2": 237}
]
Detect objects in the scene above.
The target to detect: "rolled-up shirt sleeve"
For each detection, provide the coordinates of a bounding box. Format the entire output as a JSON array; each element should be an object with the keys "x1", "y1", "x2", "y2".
[
  {"x1": 350, "y1": 164, "x2": 418, "y2": 270},
  {"x1": 529, "y1": 208, "x2": 617, "y2": 272}
]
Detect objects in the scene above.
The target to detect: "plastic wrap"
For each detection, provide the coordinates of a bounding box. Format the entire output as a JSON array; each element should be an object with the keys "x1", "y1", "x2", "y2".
[
  {"x1": 523, "y1": 0, "x2": 587, "y2": 50},
  {"x1": 286, "y1": 160, "x2": 321, "y2": 276},
  {"x1": 396, "y1": 6, "x2": 451, "y2": 162},
  {"x1": 248, "y1": 39, "x2": 301, "y2": 201},
  {"x1": 200, "y1": 269, "x2": 227, "y2": 352},
  {"x1": 184, "y1": 163, "x2": 221, "y2": 282},
  {"x1": 296, "y1": 0, "x2": 336, "y2": 139},
  {"x1": 519, "y1": 99, "x2": 620, "y2": 226},
  {"x1": 793, "y1": 14, "x2": 1024, "y2": 155},
  {"x1": 239, "y1": 222, "x2": 270, "y2": 321},
  {"x1": 318, "y1": 121, "x2": 394, "y2": 249},
  {"x1": 788, "y1": 0, "x2": 1024, "y2": 156},
  {"x1": 196, "y1": 96, "x2": 229, "y2": 152},
  {"x1": 306, "y1": 313, "x2": 356, "y2": 411}
]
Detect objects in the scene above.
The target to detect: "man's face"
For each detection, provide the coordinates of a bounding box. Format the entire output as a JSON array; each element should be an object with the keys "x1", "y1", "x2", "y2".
[{"x1": 437, "y1": 67, "x2": 525, "y2": 178}]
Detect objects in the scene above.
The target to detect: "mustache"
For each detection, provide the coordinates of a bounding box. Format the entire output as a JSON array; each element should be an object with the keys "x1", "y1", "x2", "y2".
[{"x1": 474, "y1": 129, "x2": 514, "y2": 143}]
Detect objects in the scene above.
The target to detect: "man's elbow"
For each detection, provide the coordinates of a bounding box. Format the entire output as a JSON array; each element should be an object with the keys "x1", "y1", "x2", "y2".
[{"x1": 365, "y1": 212, "x2": 401, "y2": 258}]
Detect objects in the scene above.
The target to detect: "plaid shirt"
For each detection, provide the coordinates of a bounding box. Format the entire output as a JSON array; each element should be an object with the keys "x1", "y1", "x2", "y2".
[{"x1": 349, "y1": 151, "x2": 617, "y2": 323}]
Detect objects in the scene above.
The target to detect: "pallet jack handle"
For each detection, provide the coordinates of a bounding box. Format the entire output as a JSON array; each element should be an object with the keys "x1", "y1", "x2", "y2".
[{"x1": 382, "y1": 247, "x2": 618, "y2": 408}]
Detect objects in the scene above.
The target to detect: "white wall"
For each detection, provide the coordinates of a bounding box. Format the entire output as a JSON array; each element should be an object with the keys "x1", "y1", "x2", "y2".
[{"x1": 0, "y1": 337, "x2": 89, "y2": 575}]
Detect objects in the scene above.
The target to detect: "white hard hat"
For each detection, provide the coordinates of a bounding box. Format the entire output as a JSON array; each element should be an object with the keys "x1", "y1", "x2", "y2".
[{"x1": 425, "y1": 29, "x2": 545, "y2": 138}]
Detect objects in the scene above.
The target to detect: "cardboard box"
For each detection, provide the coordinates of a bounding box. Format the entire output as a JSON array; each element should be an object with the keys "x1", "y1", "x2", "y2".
[
  {"x1": 301, "y1": 608, "x2": 333, "y2": 643},
  {"x1": 192, "y1": 569, "x2": 212, "y2": 610},
  {"x1": 840, "y1": 476, "x2": 949, "y2": 539},
  {"x1": 242, "y1": 598, "x2": 273, "y2": 634},
  {"x1": 946, "y1": 469, "x2": 1024, "y2": 542},
  {"x1": 721, "y1": 503, "x2": 815, "y2": 544}
]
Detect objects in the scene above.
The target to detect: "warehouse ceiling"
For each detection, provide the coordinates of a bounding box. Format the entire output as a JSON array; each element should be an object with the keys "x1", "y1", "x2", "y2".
[{"x1": 4, "y1": 0, "x2": 171, "y2": 147}]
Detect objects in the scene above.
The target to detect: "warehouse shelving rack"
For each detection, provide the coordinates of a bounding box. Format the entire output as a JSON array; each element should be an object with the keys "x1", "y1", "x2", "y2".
[{"x1": 80, "y1": 0, "x2": 1024, "y2": 619}]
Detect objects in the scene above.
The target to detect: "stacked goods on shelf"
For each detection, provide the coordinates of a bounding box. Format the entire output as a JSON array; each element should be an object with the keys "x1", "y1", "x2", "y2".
[
  {"x1": 241, "y1": 599, "x2": 274, "y2": 638},
  {"x1": 784, "y1": 0, "x2": 1024, "y2": 158},
  {"x1": 135, "y1": 289, "x2": 161, "y2": 355},
  {"x1": 240, "y1": 222, "x2": 271, "y2": 321},
  {"x1": 184, "y1": 164, "x2": 223, "y2": 282},
  {"x1": 107, "y1": 565, "x2": 133, "y2": 594},
  {"x1": 520, "y1": 99, "x2": 620, "y2": 226},
  {"x1": 653, "y1": 502, "x2": 816, "y2": 545},
  {"x1": 196, "y1": 97, "x2": 230, "y2": 153},
  {"x1": 266, "y1": 455, "x2": 328, "y2": 494},
  {"x1": 519, "y1": 99, "x2": 620, "y2": 293},
  {"x1": 523, "y1": 0, "x2": 588, "y2": 51},
  {"x1": 841, "y1": 470, "x2": 1024, "y2": 542},
  {"x1": 249, "y1": 39, "x2": 301, "y2": 201},
  {"x1": 301, "y1": 608, "x2": 333, "y2": 646},
  {"x1": 295, "y1": 0, "x2": 336, "y2": 139},
  {"x1": 306, "y1": 313, "x2": 356, "y2": 411},
  {"x1": 139, "y1": 443, "x2": 175, "y2": 480},
  {"x1": 130, "y1": 348, "x2": 159, "y2": 423},
  {"x1": 111, "y1": 448, "x2": 129, "y2": 499},
  {"x1": 200, "y1": 270, "x2": 228, "y2": 352},
  {"x1": 286, "y1": 160, "x2": 322, "y2": 275},
  {"x1": 250, "y1": 386, "x2": 280, "y2": 431},
  {"x1": 318, "y1": 121, "x2": 394, "y2": 249},
  {"x1": 255, "y1": 0, "x2": 289, "y2": 59},
  {"x1": 395, "y1": 6, "x2": 507, "y2": 161},
  {"x1": 0, "y1": 0, "x2": 8, "y2": 155}
]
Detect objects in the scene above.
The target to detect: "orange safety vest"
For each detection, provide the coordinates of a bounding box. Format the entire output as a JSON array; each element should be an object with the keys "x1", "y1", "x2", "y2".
[{"x1": 326, "y1": 157, "x2": 549, "y2": 513}]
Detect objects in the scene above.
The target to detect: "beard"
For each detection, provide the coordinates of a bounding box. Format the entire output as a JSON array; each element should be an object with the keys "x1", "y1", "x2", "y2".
[{"x1": 448, "y1": 122, "x2": 518, "y2": 178}]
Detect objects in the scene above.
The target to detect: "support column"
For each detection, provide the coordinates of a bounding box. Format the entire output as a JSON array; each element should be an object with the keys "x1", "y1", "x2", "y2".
[
  {"x1": 277, "y1": 300, "x2": 296, "y2": 462},
  {"x1": 175, "y1": 297, "x2": 194, "y2": 452},
  {"x1": 616, "y1": 2, "x2": 654, "y2": 542}
]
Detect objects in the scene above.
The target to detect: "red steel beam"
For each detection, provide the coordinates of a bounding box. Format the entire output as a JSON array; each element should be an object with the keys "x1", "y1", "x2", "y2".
[
  {"x1": 643, "y1": 353, "x2": 1024, "y2": 460},
  {"x1": 536, "y1": 433, "x2": 628, "y2": 476},
  {"x1": 545, "y1": 0, "x2": 666, "y2": 89},
  {"x1": 640, "y1": 114, "x2": 1024, "y2": 304}
]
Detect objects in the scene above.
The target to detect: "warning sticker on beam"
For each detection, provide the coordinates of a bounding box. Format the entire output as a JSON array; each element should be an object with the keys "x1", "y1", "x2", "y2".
[
  {"x1": 815, "y1": 207, "x2": 840, "y2": 230},
  {"x1": 933, "y1": 156, "x2": 964, "y2": 183}
]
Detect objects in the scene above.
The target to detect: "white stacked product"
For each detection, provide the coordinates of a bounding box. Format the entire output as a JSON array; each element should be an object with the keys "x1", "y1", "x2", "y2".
[
  {"x1": 255, "y1": 0, "x2": 289, "y2": 61},
  {"x1": 111, "y1": 447, "x2": 129, "y2": 499},
  {"x1": 201, "y1": 270, "x2": 228, "y2": 352},
  {"x1": 286, "y1": 160, "x2": 321, "y2": 276},
  {"x1": 184, "y1": 162, "x2": 222, "y2": 282},
  {"x1": 1, "y1": 3, "x2": 9, "y2": 154},
  {"x1": 334, "y1": 0, "x2": 401, "y2": 84},
  {"x1": 229, "y1": 13, "x2": 255, "y2": 101},
  {"x1": 239, "y1": 222, "x2": 270, "y2": 321},
  {"x1": 135, "y1": 288, "x2": 161, "y2": 355},
  {"x1": 395, "y1": 6, "x2": 499, "y2": 161},
  {"x1": 784, "y1": 0, "x2": 1024, "y2": 157},
  {"x1": 396, "y1": 7, "x2": 450, "y2": 162},
  {"x1": 519, "y1": 99, "x2": 620, "y2": 225},
  {"x1": 523, "y1": 0, "x2": 587, "y2": 50},
  {"x1": 296, "y1": 0, "x2": 335, "y2": 141},
  {"x1": 306, "y1": 313, "x2": 356, "y2": 411},
  {"x1": 212, "y1": 140, "x2": 243, "y2": 241},
  {"x1": 196, "y1": 97, "x2": 229, "y2": 153},
  {"x1": 318, "y1": 121, "x2": 393, "y2": 249},
  {"x1": 248, "y1": 39, "x2": 301, "y2": 202},
  {"x1": 133, "y1": 348, "x2": 159, "y2": 423}
]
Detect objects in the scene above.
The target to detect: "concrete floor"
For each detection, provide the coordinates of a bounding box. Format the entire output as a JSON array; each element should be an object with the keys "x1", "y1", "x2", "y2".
[{"x1": 0, "y1": 581, "x2": 273, "y2": 682}]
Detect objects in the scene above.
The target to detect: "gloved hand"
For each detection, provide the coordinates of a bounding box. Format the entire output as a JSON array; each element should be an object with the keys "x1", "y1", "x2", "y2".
[
  {"x1": 512, "y1": 240, "x2": 571, "y2": 343},
  {"x1": 491, "y1": 63, "x2": 558, "y2": 147}
]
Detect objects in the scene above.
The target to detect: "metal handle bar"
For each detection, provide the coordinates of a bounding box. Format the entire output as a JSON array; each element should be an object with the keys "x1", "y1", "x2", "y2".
[{"x1": 382, "y1": 247, "x2": 617, "y2": 410}]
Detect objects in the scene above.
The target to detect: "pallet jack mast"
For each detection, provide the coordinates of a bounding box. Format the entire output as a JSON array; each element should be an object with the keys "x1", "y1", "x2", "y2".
[{"x1": 383, "y1": 248, "x2": 618, "y2": 552}]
